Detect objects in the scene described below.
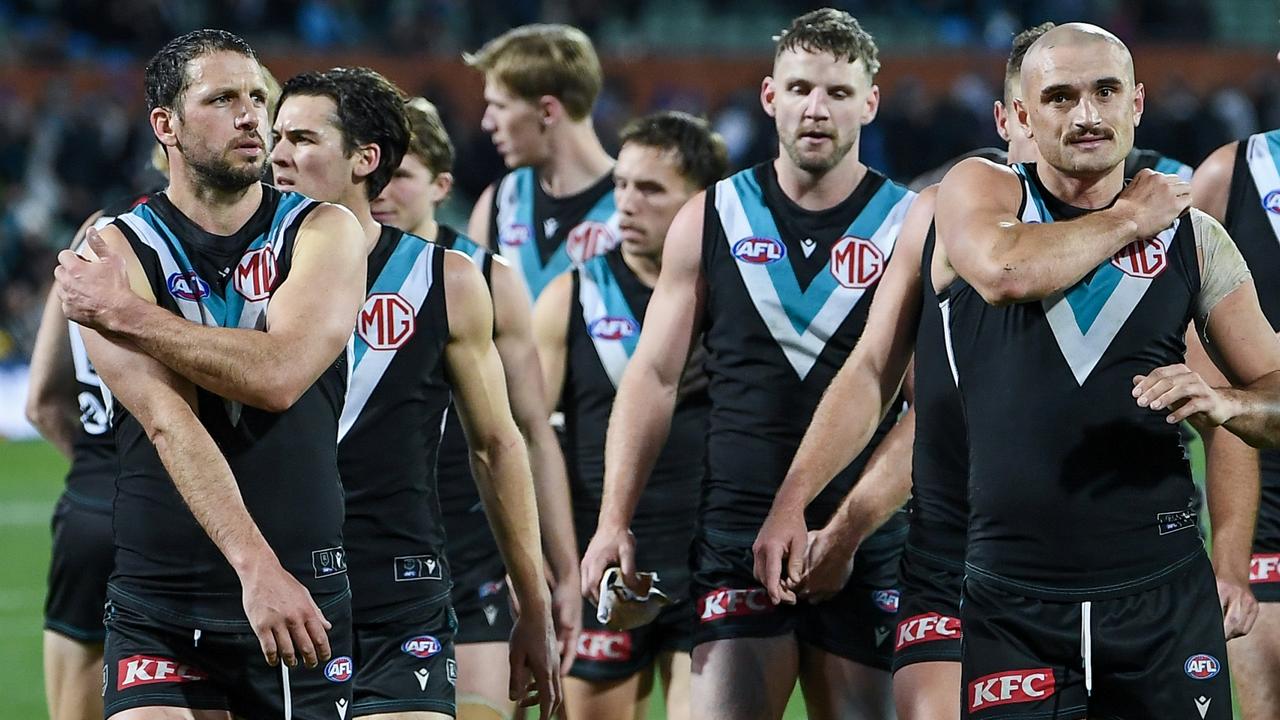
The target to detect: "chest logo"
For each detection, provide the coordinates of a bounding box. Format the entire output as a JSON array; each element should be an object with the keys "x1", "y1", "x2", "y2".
[
  {"x1": 358, "y1": 293, "x2": 415, "y2": 350},
  {"x1": 733, "y1": 236, "x2": 786, "y2": 265},
  {"x1": 565, "y1": 221, "x2": 617, "y2": 264},
  {"x1": 166, "y1": 271, "x2": 211, "y2": 301},
  {"x1": 499, "y1": 223, "x2": 530, "y2": 247},
  {"x1": 233, "y1": 246, "x2": 278, "y2": 301},
  {"x1": 830, "y1": 235, "x2": 885, "y2": 289},
  {"x1": 1110, "y1": 237, "x2": 1167, "y2": 279},
  {"x1": 589, "y1": 316, "x2": 638, "y2": 340},
  {"x1": 1263, "y1": 189, "x2": 1280, "y2": 215}
]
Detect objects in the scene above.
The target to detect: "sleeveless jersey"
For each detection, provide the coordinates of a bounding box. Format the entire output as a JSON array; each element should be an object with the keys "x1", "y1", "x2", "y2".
[
  {"x1": 338, "y1": 226, "x2": 451, "y2": 621},
  {"x1": 490, "y1": 167, "x2": 619, "y2": 299},
  {"x1": 701, "y1": 162, "x2": 915, "y2": 536},
  {"x1": 908, "y1": 226, "x2": 969, "y2": 570},
  {"x1": 563, "y1": 250, "x2": 706, "y2": 559},
  {"x1": 945, "y1": 163, "x2": 1203, "y2": 599},
  {"x1": 1223, "y1": 130, "x2": 1280, "y2": 552},
  {"x1": 108, "y1": 186, "x2": 348, "y2": 625},
  {"x1": 1124, "y1": 148, "x2": 1194, "y2": 181}
]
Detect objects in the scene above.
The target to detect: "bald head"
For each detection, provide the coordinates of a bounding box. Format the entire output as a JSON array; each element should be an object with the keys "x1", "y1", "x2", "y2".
[{"x1": 1022, "y1": 23, "x2": 1134, "y2": 94}]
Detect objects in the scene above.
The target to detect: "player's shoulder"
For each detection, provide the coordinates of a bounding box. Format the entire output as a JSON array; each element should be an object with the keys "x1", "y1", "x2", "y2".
[
  {"x1": 935, "y1": 156, "x2": 1022, "y2": 209},
  {"x1": 1193, "y1": 141, "x2": 1240, "y2": 184}
]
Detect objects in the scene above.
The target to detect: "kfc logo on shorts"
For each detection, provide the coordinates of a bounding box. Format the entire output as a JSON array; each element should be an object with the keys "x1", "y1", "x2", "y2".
[
  {"x1": 1184, "y1": 654, "x2": 1221, "y2": 680},
  {"x1": 733, "y1": 237, "x2": 786, "y2": 265},
  {"x1": 895, "y1": 612, "x2": 962, "y2": 650},
  {"x1": 402, "y1": 635, "x2": 443, "y2": 659},
  {"x1": 324, "y1": 656, "x2": 353, "y2": 683},
  {"x1": 166, "y1": 272, "x2": 211, "y2": 301},
  {"x1": 830, "y1": 236, "x2": 885, "y2": 289},
  {"x1": 116, "y1": 655, "x2": 208, "y2": 691},
  {"x1": 968, "y1": 668, "x2": 1055, "y2": 712},
  {"x1": 1263, "y1": 190, "x2": 1280, "y2": 215},
  {"x1": 233, "y1": 246, "x2": 277, "y2": 301},
  {"x1": 1110, "y1": 237, "x2": 1167, "y2": 279},
  {"x1": 358, "y1": 293, "x2": 416, "y2": 351},
  {"x1": 1251, "y1": 553, "x2": 1280, "y2": 584},
  {"x1": 871, "y1": 589, "x2": 900, "y2": 613},
  {"x1": 576, "y1": 630, "x2": 633, "y2": 662},
  {"x1": 698, "y1": 587, "x2": 773, "y2": 622},
  {"x1": 499, "y1": 224, "x2": 531, "y2": 247},
  {"x1": 565, "y1": 221, "x2": 618, "y2": 264}
]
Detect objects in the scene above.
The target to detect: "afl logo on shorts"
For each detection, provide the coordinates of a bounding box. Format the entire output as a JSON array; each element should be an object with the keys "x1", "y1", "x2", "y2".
[
  {"x1": 324, "y1": 656, "x2": 353, "y2": 683},
  {"x1": 499, "y1": 223, "x2": 530, "y2": 247},
  {"x1": 871, "y1": 589, "x2": 900, "y2": 613},
  {"x1": 589, "y1": 316, "x2": 637, "y2": 340},
  {"x1": 1263, "y1": 190, "x2": 1280, "y2": 215},
  {"x1": 233, "y1": 247, "x2": 277, "y2": 301},
  {"x1": 566, "y1": 221, "x2": 618, "y2": 264},
  {"x1": 1110, "y1": 237, "x2": 1167, "y2": 279},
  {"x1": 166, "y1": 272, "x2": 210, "y2": 301},
  {"x1": 402, "y1": 635, "x2": 443, "y2": 659},
  {"x1": 1184, "y1": 654, "x2": 1220, "y2": 680},
  {"x1": 830, "y1": 236, "x2": 885, "y2": 289},
  {"x1": 733, "y1": 237, "x2": 786, "y2": 265},
  {"x1": 358, "y1": 293, "x2": 415, "y2": 350}
]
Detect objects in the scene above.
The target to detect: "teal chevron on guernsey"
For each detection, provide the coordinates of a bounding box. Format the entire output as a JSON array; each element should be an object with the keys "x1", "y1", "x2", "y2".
[
  {"x1": 577, "y1": 253, "x2": 641, "y2": 388},
  {"x1": 1243, "y1": 130, "x2": 1280, "y2": 245}
]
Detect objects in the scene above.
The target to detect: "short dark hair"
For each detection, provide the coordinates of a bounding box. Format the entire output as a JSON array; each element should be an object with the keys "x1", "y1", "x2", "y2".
[
  {"x1": 774, "y1": 9, "x2": 880, "y2": 78},
  {"x1": 619, "y1": 111, "x2": 728, "y2": 190},
  {"x1": 1005, "y1": 22, "x2": 1056, "y2": 98},
  {"x1": 278, "y1": 67, "x2": 410, "y2": 200},
  {"x1": 404, "y1": 98, "x2": 454, "y2": 177},
  {"x1": 145, "y1": 29, "x2": 258, "y2": 114}
]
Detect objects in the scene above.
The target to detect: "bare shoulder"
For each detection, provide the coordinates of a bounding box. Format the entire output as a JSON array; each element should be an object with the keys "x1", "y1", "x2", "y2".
[{"x1": 1194, "y1": 141, "x2": 1239, "y2": 186}]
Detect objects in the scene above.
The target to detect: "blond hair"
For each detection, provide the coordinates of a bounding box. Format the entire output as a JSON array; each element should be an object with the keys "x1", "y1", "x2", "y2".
[{"x1": 464, "y1": 24, "x2": 602, "y2": 120}]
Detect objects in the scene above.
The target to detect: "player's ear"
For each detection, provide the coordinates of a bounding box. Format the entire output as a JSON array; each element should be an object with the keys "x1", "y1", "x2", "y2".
[
  {"x1": 1132, "y1": 81, "x2": 1145, "y2": 128},
  {"x1": 993, "y1": 100, "x2": 1011, "y2": 143},
  {"x1": 539, "y1": 95, "x2": 563, "y2": 127},
  {"x1": 430, "y1": 171, "x2": 453, "y2": 203},
  {"x1": 352, "y1": 141, "x2": 381, "y2": 183},
  {"x1": 760, "y1": 76, "x2": 777, "y2": 118},
  {"x1": 861, "y1": 84, "x2": 880, "y2": 126},
  {"x1": 1013, "y1": 97, "x2": 1033, "y2": 138},
  {"x1": 150, "y1": 106, "x2": 179, "y2": 148}
]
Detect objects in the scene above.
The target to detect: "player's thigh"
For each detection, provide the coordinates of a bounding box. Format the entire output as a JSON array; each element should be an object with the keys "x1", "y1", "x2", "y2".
[
  {"x1": 108, "y1": 708, "x2": 232, "y2": 720},
  {"x1": 893, "y1": 660, "x2": 960, "y2": 720},
  {"x1": 658, "y1": 650, "x2": 692, "y2": 720},
  {"x1": 690, "y1": 636, "x2": 798, "y2": 720},
  {"x1": 455, "y1": 641, "x2": 514, "y2": 717},
  {"x1": 797, "y1": 641, "x2": 893, "y2": 720},
  {"x1": 44, "y1": 630, "x2": 104, "y2": 720},
  {"x1": 563, "y1": 672, "x2": 652, "y2": 720},
  {"x1": 1229, "y1": 601, "x2": 1280, "y2": 720}
]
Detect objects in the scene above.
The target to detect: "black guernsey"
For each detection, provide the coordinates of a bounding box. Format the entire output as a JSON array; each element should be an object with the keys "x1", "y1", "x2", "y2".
[
  {"x1": 946, "y1": 163, "x2": 1203, "y2": 599},
  {"x1": 108, "y1": 186, "x2": 348, "y2": 626},
  {"x1": 338, "y1": 226, "x2": 451, "y2": 621}
]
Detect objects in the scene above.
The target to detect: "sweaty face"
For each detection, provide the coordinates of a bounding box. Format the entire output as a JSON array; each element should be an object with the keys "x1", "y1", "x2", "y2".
[
  {"x1": 1018, "y1": 42, "x2": 1139, "y2": 177},
  {"x1": 764, "y1": 49, "x2": 877, "y2": 176},
  {"x1": 371, "y1": 154, "x2": 439, "y2": 231},
  {"x1": 172, "y1": 51, "x2": 270, "y2": 191},
  {"x1": 270, "y1": 94, "x2": 354, "y2": 203},
  {"x1": 480, "y1": 79, "x2": 549, "y2": 168},
  {"x1": 613, "y1": 143, "x2": 697, "y2": 259}
]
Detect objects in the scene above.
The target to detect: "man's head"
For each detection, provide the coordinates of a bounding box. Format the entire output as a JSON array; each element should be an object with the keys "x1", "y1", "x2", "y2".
[
  {"x1": 1015, "y1": 23, "x2": 1142, "y2": 177},
  {"x1": 466, "y1": 24, "x2": 602, "y2": 168},
  {"x1": 614, "y1": 111, "x2": 728, "y2": 258},
  {"x1": 144, "y1": 29, "x2": 268, "y2": 192},
  {"x1": 371, "y1": 98, "x2": 455, "y2": 232},
  {"x1": 995, "y1": 22, "x2": 1054, "y2": 162},
  {"x1": 763, "y1": 10, "x2": 881, "y2": 177},
  {"x1": 270, "y1": 67, "x2": 409, "y2": 205}
]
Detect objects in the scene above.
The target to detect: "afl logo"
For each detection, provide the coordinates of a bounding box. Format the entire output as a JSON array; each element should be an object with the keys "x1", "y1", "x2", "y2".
[
  {"x1": 324, "y1": 656, "x2": 353, "y2": 683},
  {"x1": 830, "y1": 236, "x2": 884, "y2": 289},
  {"x1": 1263, "y1": 190, "x2": 1280, "y2": 215},
  {"x1": 871, "y1": 589, "x2": 900, "y2": 613},
  {"x1": 166, "y1": 272, "x2": 210, "y2": 301},
  {"x1": 589, "y1": 316, "x2": 637, "y2": 340},
  {"x1": 1110, "y1": 237, "x2": 1167, "y2": 279},
  {"x1": 733, "y1": 237, "x2": 786, "y2": 265},
  {"x1": 358, "y1": 293, "x2": 415, "y2": 350},
  {"x1": 1184, "y1": 654, "x2": 1220, "y2": 680},
  {"x1": 401, "y1": 635, "x2": 443, "y2": 659},
  {"x1": 499, "y1": 224, "x2": 531, "y2": 247},
  {"x1": 566, "y1": 221, "x2": 618, "y2": 264},
  {"x1": 233, "y1": 246, "x2": 277, "y2": 301}
]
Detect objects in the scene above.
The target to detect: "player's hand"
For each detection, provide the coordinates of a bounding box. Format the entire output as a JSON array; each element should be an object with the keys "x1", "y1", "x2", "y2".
[
  {"x1": 53, "y1": 228, "x2": 136, "y2": 331},
  {"x1": 1133, "y1": 364, "x2": 1240, "y2": 429},
  {"x1": 239, "y1": 558, "x2": 332, "y2": 668},
  {"x1": 752, "y1": 506, "x2": 808, "y2": 605},
  {"x1": 1114, "y1": 168, "x2": 1191, "y2": 238},
  {"x1": 549, "y1": 566, "x2": 583, "y2": 676},
  {"x1": 793, "y1": 527, "x2": 858, "y2": 604},
  {"x1": 508, "y1": 593, "x2": 562, "y2": 718},
  {"x1": 580, "y1": 524, "x2": 640, "y2": 604},
  {"x1": 1216, "y1": 571, "x2": 1259, "y2": 640}
]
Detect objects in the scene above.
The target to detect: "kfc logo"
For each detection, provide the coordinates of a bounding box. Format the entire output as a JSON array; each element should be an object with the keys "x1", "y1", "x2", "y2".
[
  {"x1": 575, "y1": 630, "x2": 632, "y2": 662},
  {"x1": 1251, "y1": 553, "x2": 1280, "y2": 584},
  {"x1": 895, "y1": 612, "x2": 962, "y2": 650},
  {"x1": 698, "y1": 587, "x2": 773, "y2": 622},
  {"x1": 116, "y1": 655, "x2": 207, "y2": 691},
  {"x1": 969, "y1": 668, "x2": 1055, "y2": 712}
]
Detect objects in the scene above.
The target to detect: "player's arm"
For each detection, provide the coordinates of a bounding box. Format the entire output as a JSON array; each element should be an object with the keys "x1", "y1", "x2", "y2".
[
  {"x1": 55, "y1": 204, "x2": 366, "y2": 412},
  {"x1": 580, "y1": 192, "x2": 708, "y2": 601},
  {"x1": 493, "y1": 260, "x2": 580, "y2": 675},
  {"x1": 935, "y1": 158, "x2": 1190, "y2": 305},
  {"x1": 753, "y1": 187, "x2": 932, "y2": 604},
  {"x1": 442, "y1": 252, "x2": 560, "y2": 716},
  {"x1": 1190, "y1": 141, "x2": 1237, "y2": 224},
  {"x1": 467, "y1": 182, "x2": 497, "y2": 249},
  {"x1": 72, "y1": 241, "x2": 333, "y2": 671},
  {"x1": 531, "y1": 272, "x2": 571, "y2": 407}
]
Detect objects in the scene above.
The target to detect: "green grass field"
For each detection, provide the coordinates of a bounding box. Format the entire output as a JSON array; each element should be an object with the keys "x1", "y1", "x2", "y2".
[{"x1": 0, "y1": 438, "x2": 1218, "y2": 719}]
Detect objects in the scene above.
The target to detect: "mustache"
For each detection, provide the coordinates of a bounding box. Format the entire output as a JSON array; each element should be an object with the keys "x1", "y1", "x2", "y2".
[{"x1": 1065, "y1": 128, "x2": 1113, "y2": 143}]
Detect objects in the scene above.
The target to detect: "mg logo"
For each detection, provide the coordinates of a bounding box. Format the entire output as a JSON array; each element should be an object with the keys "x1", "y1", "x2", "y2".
[
  {"x1": 358, "y1": 293, "x2": 415, "y2": 350},
  {"x1": 830, "y1": 236, "x2": 884, "y2": 288},
  {"x1": 733, "y1": 237, "x2": 786, "y2": 265},
  {"x1": 233, "y1": 247, "x2": 277, "y2": 301},
  {"x1": 565, "y1": 221, "x2": 618, "y2": 264},
  {"x1": 1110, "y1": 237, "x2": 1166, "y2": 279}
]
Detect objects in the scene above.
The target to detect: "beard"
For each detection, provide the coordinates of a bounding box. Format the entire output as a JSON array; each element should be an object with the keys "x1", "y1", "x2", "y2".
[
  {"x1": 781, "y1": 129, "x2": 857, "y2": 176},
  {"x1": 178, "y1": 137, "x2": 266, "y2": 193}
]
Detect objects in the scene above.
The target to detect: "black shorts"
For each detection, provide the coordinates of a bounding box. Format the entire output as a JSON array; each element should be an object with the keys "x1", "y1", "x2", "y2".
[
  {"x1": 892, "y1": 549, "x2": 963, "y2": 672},
  {"x1": 570, "y1": 572, "x2": 694, "y2": 682},
  {"x1": 103, "y1": 592, "x2": 354, "y2": 719},
  {"x1": 352, "y1": 600, "x2": 457, "y2": 717},
  {"x1": 1250, "y1": 551, "x2": 1280, "y2": 603},
  {"x1": 45, "y1": 493, "x2": 113, "y2": 642},
  {"x1": 451, "y1": 571, "x2": 514, "y2": 645},
  {"x1": 961, "y1": 555, "x2": 1231, "y2": 719},
  {"x1": 690, "y1": 528, "x2": 902, "y2": 670}
]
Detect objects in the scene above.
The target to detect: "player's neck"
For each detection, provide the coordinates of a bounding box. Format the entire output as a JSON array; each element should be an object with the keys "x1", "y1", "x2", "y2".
[
  {"x1": 340, "y1": 188, "x2": 382, "y2": 252},
  {"x1": 410, "y1": 213, "x2": 439, "y2": 243},
  {"x1": 621, "y1": 246, "x2": 661, "y2": 288},
  {"x1": 774, "y1": 153, "x2": 867, "y2": 212},
  {"x1": 1036, "y1": 162, "x2": 1125, "y2": 210},
  {"x1": 536, "y1": 121, "x2": 614, "y2": 198},
  {"x1": 166, "y1": 167, "x2": 263, "y2": 236}
]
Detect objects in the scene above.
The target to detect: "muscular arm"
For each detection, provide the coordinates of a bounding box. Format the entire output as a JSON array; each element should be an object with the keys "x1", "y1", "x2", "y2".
[
  {"x1": 468, "y1": 183, "x2": 497, "y2": 250},
  {"x1": 530, "y1": 272, "x2": 571, "y2": 408},
  {"x1": 62, "y1": 204, "x2": 366, "y2": 412}
]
